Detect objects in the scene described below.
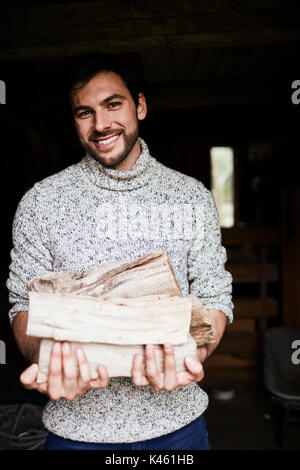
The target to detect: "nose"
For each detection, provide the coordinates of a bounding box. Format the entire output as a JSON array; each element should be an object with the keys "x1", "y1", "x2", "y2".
[{"x1": 93, "y1": 109, "x2": 112, "y2": 132}]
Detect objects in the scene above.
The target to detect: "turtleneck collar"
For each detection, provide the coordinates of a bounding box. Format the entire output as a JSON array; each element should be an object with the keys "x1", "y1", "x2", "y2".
[{"x1": 80, "y1": 138, "x2": 157, "y2": 191}]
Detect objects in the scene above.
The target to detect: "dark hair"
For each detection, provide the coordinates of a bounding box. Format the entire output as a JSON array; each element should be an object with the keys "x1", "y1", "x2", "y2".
[{"x1": 65, "y1": 53, "x2": 144, "y2": 107}]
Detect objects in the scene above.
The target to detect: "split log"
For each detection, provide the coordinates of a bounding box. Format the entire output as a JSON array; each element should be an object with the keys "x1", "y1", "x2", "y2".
[
  {"x1": 187, "y1": 294, "x2": 216, "y2": 346},
  {"x1": 28, "y1": 250, "x2": 182, "y2": 299},
  {"x1": 27, "y1": 250, "x2": 215, "y2": 382},
  {"x1": 27, "y1": 293, "x2": 192, "y2": 344},
  {"x1": 37, "y1": 335, "x2": 197, "y2": 383}
]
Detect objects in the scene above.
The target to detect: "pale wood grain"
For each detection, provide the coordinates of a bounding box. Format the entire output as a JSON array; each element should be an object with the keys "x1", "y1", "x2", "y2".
[
  {"x1": 28, "y1": 250, "x2": 181, "y2": 299},
  {"x1": 27, "y1": 292, "x2": 192, "y2": 344}
]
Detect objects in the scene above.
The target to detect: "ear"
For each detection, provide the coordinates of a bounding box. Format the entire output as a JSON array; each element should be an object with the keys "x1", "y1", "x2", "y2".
[{"x1": 137, "y1": 93, "x2": 147, "y2": 121}]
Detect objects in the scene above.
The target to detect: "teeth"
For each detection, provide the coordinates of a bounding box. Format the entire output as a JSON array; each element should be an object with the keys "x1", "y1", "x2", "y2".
[{"x1": 97, "y1": 135, "x2": 119, "y2": 145}]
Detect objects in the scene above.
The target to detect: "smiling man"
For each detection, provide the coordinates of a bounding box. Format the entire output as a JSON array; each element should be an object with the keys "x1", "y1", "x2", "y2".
[{"x1": 7, "y1": 54, "x2": 233, "y2": 450}]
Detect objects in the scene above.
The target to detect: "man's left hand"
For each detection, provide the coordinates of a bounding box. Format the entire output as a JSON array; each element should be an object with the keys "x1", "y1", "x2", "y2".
[{"x1": 131, "y1": 343, "x2": 206, "y2": 392}]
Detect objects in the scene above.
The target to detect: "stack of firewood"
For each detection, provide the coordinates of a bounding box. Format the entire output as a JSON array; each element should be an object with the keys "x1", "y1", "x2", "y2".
[{"x1": 26, "y1": 250, "x2": 215, "y2": 382}]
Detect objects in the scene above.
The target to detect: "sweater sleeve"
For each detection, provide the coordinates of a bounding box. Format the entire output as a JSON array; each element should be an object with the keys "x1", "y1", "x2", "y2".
[
  {"x1": 6, "y1": 187, "x2": 53, "y2": 324},
  {"x1": 187, "y1": 186, "x2": 233, "y2": 323}
]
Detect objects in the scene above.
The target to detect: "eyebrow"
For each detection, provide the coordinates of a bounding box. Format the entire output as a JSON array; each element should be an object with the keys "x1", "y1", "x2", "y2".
[
  {"x1": 102, "y1": 93, "x2": 126, "y2": 104},
  {"x1": 73, "y1": 94, "x2": 126, "y2": 114}
]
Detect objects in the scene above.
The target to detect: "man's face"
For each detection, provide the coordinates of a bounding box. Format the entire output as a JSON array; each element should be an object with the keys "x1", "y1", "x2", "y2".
[{"x1": 70, "y1": 71, "x2": 147, "y2": 170}]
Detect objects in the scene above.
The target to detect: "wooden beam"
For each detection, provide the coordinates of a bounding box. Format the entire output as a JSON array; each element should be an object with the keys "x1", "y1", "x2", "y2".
[{"x1": 1, "y1": 3, "x2": 300, "y2": 61}]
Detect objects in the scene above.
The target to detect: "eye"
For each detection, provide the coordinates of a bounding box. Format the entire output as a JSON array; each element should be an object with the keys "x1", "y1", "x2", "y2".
[
  {"x1": 77, "y1": 110, "x2": 91, "y2": 118},
  {"x1": 108, "y1": 101, "x2": 121, "y2": 109}
]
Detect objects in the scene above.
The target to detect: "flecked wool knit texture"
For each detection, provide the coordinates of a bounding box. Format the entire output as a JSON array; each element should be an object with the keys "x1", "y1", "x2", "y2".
[{"x1": 7, "y1": 138, "x2": 233, "y2": 443}]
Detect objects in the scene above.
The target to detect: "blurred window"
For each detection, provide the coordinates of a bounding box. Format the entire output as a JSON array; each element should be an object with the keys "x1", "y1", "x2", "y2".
[{"x1": 210, "y1": 147, "x2": 234, "y2": 228}]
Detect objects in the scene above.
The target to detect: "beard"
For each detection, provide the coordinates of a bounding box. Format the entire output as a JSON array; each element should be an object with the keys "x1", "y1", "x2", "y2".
[{"x1": 82, "y1": 125, "x2": 140, "y2": 169}]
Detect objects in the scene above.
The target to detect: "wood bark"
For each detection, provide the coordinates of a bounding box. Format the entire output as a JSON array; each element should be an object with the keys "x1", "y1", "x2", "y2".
[{"x1": 187, "y1": 293, "x2": 215, "y2": 345}]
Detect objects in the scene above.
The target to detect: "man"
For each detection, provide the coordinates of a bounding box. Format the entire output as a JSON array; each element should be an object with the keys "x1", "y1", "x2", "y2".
[{"x1": 7, "y1": 54, "x2": 233, "y2": 450}]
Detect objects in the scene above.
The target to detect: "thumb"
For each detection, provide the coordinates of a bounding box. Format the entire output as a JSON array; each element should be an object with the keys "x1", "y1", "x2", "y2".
[
  {"x1": 20, "y1": 363, "x2": 39, "y2": 386},
  {"x1": 185, "y1": 356, "x2": 203, "y2": 375}
]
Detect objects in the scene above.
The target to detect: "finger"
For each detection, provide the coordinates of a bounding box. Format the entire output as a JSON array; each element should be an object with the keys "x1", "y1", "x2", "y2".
[
  {"x1": 175, "y1": 357, "x2": 205, "y2": 388},
  {"x1": 89, "y1": 365, "x2": 109, "y2": 388},
  {"x1": 20, "y1": 363, "x2": 39, "y2": 389},
  {"x1": 175, "y1": 371, "x2": 194, "y2": 388},
  {"x1": 131, "y1": 354, "x2": 150, "y2": 387},
  {"x1": 75, "y1": 348, "x2": 92, "y2": 388},
  {"x1": 185, "y1": 356, "x2": 204, "y2": 381},
  {"x1": 62, "y1": 342, "x2": 78, "y2": 399},
  {"x1": 163, "y1": 343, "x2": 177, "y2": 391},
  {"x1": 48, "y1": 342, "x2": 64, "y2": 400},
  {"x1": 35, "y1": 382, "x2": 48, "y2": 394},
  {"x1": 145, "y1": 345, "x2": 163, "y2": 391}
]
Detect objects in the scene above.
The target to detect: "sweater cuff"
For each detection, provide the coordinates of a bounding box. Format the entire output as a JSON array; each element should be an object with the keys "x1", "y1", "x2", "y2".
[
  {"x1": 202, "y1": 303, "x2": 233, "y2": 324},
  {"x1": 8, "y1": 303, "x2": 29, "y2": 326}
]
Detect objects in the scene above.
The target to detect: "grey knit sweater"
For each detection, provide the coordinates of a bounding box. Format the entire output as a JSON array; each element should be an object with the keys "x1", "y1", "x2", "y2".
[{"x1": 7, "y1": 138, "x2": 233, "y2": 443}]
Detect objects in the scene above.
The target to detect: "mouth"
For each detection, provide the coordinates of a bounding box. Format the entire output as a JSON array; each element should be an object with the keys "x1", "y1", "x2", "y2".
[{"x1": 92, "y1": 132, "x2": 122, "y2": 150}]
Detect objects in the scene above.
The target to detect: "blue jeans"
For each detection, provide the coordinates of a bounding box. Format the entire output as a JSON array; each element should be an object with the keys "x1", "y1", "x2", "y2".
[{"x1": 44, "y1": 414, "x2": 211, "y2": 450}]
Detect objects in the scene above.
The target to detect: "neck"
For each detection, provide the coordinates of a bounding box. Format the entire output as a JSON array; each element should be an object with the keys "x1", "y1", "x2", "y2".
[{"x1": 81, "y1": 138, "x2": 157, "y2": 191}]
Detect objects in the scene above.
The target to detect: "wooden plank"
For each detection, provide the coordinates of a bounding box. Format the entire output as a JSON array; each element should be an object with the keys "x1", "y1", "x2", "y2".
[
  {"x1": 233, "y1": 298, "x2": 278, "y2": 318},
  {"x1": 227, "y1": 263, "x2": 278, "y2": 282},
  {"x1": 1, "y1": 5, "x2": 300, "y2": 60},
  {"x1": 221, "y1": 226, "x2": 279, "y2": 246}
]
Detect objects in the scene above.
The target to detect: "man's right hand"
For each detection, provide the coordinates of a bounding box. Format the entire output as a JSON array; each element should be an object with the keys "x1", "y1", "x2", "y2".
[{"x1": 20, "y1": 341, "x2": 109, "y2": 400}]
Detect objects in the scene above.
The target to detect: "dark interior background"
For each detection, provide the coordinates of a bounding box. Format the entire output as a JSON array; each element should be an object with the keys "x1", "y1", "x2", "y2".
[{"x1": 1, "y1": 0, "x2": 300, "y2": 405}]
